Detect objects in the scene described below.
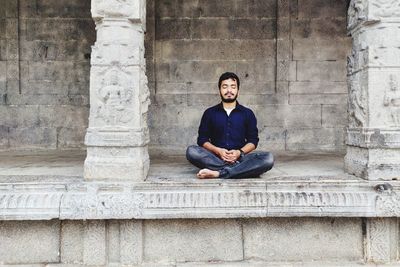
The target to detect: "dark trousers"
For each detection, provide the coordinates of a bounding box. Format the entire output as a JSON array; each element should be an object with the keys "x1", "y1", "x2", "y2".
[{"x1": 186, "y1": 145, "x2": 274, "y2": 179}]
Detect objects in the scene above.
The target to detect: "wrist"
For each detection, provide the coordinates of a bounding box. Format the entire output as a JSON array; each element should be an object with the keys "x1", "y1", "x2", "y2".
[{"x1": 238, "y1": 149, "x2": 245, "y2": 159}]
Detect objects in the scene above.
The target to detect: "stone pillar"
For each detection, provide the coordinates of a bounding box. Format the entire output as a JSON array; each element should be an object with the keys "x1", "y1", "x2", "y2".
[
  {"x1": 84, "y1": 0, "x2": 150, "y2": 180},
  {"x1": 345, "y1": 0, "x2": 400, "y2": 180}
]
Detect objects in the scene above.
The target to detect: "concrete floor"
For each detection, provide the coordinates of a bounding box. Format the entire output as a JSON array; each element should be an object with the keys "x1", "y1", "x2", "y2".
[{"x1": 0, "y1": 150, "x2": 361, "y2": 182}]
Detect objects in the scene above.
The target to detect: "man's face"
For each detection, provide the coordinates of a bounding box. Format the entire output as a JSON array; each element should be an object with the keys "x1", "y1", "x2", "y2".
[{"x1": 219, "y1": 78, "x2": 239, "y2": 103}]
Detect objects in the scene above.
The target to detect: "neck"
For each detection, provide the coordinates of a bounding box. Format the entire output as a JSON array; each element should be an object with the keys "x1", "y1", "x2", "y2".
[{"x1": 222, "y1": 101, "x2": 237, "y2": 109}]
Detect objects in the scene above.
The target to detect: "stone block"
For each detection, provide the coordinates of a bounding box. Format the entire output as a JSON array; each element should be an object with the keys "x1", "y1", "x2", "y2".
[
  {"x1": 6, "y1": 19, "x2": 18, "y2": 39},
  {"x1": 291, "y1": 18, "x2": 347, "y2": 39},
  {"x1": 156, "y1": 61, "x2": 235, "y2": 83},
  {"x1": 155, "y1": 0, "x2": 177, "y2": 18},
  {"x1": 149, "y1": 125, "x2": 198, "y2": 147},
  {"x1": 286, "y1": 127, "x2": 345, "y2": 151},
  {"x1": 155, "y1": 18, "x2": 191, "y2": 40},
  {"x1": 293, "y1": 38, "x2": 351, "y2": 60},
  {"x1": 0, "y1": 20, "x2": 5, "y2": 38},
  {"x1": 243, "y1": 218, "x2": 363, "y2": 261},
  {"x1": 0, "y1": 61, "x2": 6, "y2": 81},
  {"x1": 5, "y1": 0, "x2": 18, "y2": 18},
  {"x1": 197, "y1": 0, "x2": 235, "y2": 17},
  {"x1": 21, "y1": 40, "x2": 92, "y2": 62},
  {"x1": 247, "y1": 0, "x2": 277, "y2": 18},
  {"x1": 191, "y1": 18, "x2": 231, "y2": 39},
  {"x1": 60, "y1": 220, "x2": 84, "y2": 264},
  {"x1": 297, "y1": 61, "x2": 346, "y2": 82},
  {"x1": 0, "y1": 105, "x2": 40, "y2": 128},
  {"x1": 322, "y1": 104, "x2": 348, "y2": 127},
  {"x1": 6, "y1": 92, "x2": 89, "y2": 106},
  {"x1": 149, "y1": 104, "x2": 202, "y2": 128},
  {"x1": 289, "y1": 93, "x2": 347, "y2": 105},
  {"x1": 120, "y1": 220, "x2": 143, "y2": 265},
  {"x1": 6, "y1": 39, "x2": 18, "y2": 60},
  {"x1": 0, "y1": 40, "x2": 6, "y2": 60},
  {"x1": 57, "y1": 127, "x2": 86, "y2": 148},
  {"x1": 25, "y1": 18, "x2": 95, "y2": 41},
  {"x1": 28, "y1": 61, "x2": 90, "y2": 82},
  {"x1": 144, "y1": 219, "x2": 243, "y2": 263},
  {"x1": 9, "y1": 126, "x2": 57, "y2": 149},
  {"x1": 83, "y1": 221, "x2": 106, "y2": 265},
  {"x1": 0, "y1": 125, "x2": 9, "y2": 148},
  {"x1": 186, "y1": 93, "x2": 220, "y2": 107},
  {"x1": 259, "y1": 126, "x2": 286, "y2": 151},
  {"x1": 231, "y1": 19, "x2": 276, "y2": 39},
  {"x1": 298, "y1": 0, "x2": 348, "y2": 18},
  {"x1": 285, "y1": 104, "x2": 321, "y2": 128},
  {"x1": 235, "y1": 81, "x2": 276, "y2": 94},
  {"x1": 236, "y1": 61, "x2": 276, "y2": 82},
  {"x1": 153, "y1": 91, "x2": 187, "y2": 104},
  {"x1": 160, "y1": 40, "x2": 275, "y2": 61},
  {"x1": 289, "y1": 81, "x2": 347, "y2": 94},
  {"x1": 251, "y1": 105, "x2": 285, "y2": 127},
  {"x1": 6, "y1": 60, "x2": 19, "y2": 80},
  {"x1": 34, "y1": 0, "x2": 91, "y2": 18},
  {"x1": 38, "y1": 105, "x2": 88, "y2": 128},
  {"x1": 156, "y1": 82, "x2": 188, "y2": 94},
  {"x1": 107, "y1": 221, "x2": 121, "y2": 263},
  {"x1": 0, "y1": 220, "x2": 60, "y2": 264}
]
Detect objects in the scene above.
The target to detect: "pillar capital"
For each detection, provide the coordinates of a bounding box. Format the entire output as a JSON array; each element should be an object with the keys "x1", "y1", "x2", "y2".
[
  {"x1": 91, "y1": 0, "x2": 146, "y2": 25},
  {"x1": 348, "y1": 0, "x2": 400, "y2": 33}
]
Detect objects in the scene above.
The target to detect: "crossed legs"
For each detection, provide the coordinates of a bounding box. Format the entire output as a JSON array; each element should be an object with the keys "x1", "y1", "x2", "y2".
[{"x1": 186, "y1": 145, "x2": 274, "y2": 179}]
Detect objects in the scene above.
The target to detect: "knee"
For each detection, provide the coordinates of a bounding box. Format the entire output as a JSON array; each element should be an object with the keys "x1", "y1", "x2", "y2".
[
  {"x1": 186, "y1": 145, "x2": 200, "y2": 161},
  {"x1": 260, "y1": 152, "x2": 274, "y2": 170}
]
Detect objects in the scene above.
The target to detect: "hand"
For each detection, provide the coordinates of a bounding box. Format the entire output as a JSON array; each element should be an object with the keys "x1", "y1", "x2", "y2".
[{"x1": 217, "y1": 148, "x2": 240, "y2": 163}]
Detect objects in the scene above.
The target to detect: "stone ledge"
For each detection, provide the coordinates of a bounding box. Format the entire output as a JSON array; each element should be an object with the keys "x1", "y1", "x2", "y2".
[{"x1": 1, "y1": 178, "x2": 400, "y2": 220}]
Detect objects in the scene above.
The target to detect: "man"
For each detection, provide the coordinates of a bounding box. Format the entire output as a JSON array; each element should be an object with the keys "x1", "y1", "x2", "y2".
[{"x1": 186, "y1": 72, "x2": 274, "y2": 179}]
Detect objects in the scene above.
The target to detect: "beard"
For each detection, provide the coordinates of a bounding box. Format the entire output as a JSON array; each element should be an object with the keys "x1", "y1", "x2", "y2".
[{"x1": 220, "y1": 93, "x2": 238, "y2": 103}]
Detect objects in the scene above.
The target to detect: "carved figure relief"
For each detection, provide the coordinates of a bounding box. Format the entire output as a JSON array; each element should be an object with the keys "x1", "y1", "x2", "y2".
[
  {"x1": 348, "y1": 0, "x2": 368, "y2": 30},
  {"x1": 348, "y1": 75, "x2": 367, "y2": 127},
  {"x1": 96, "y1": 68, "x2": 134, "y2": 125},
  {"x1": 383, "y1": 74, "x2": 400, "y2": 125},
  {"x1": 371, "y1": 0, "x2": 400, "y2": 18}
]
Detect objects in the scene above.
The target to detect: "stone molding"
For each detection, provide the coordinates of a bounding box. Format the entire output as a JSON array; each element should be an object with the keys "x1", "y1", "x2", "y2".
[{"x1": 2, "y1": 179, "x2": 400, "y2": 220}]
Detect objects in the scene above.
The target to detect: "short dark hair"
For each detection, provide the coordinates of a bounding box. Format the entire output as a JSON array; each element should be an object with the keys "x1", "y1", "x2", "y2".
[{"x1": 218, "y1": 72, "x2": 240, "y2": 89}]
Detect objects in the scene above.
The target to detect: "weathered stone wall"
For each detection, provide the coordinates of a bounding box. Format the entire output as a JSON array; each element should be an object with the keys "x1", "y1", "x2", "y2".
[
  {"x1": 147, "y1": 0, "x2": 351, "y2": 154},
  {"x1": 0, "y1": 0, "x2": 94, "y2": 150},
  {"x1": 0, "y1": 0, "x2": 350, "y2": 152},
  {"x1": 0, "y1": 218, "x2": 382, "y2": 265}
]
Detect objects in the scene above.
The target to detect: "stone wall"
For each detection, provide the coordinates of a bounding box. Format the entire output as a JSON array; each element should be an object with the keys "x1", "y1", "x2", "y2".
[
  {"x1": 0, "y1": 0, "x2": 350, "y2": 152},
  {"x1": 147, "y1": 0, "x2": 351, "y2": 155},
  {"x1": 0, "y1": 218, "x2": 379, "y2": 265},
  {"x1": 0, "y1": 0, "x2": 94, "y2": 150}
]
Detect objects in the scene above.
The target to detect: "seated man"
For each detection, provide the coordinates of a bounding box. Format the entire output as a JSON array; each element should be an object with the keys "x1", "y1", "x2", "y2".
[{"x1": 186, "y1": 72, "x2": 274, "y2": 179}]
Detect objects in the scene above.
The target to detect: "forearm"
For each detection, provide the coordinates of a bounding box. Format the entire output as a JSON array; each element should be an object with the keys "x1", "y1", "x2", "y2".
[
  {"x1": 202, "y1": 142, "x2": 221, "y2": 155},
  {"x1": 240, "y1": 143, "x2": 256, "y2": 154}
]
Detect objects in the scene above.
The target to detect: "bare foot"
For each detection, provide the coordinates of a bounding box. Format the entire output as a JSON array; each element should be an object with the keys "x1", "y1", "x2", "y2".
[{"x1": 197, "y1": 168, "x2": 220, "y2": 179}]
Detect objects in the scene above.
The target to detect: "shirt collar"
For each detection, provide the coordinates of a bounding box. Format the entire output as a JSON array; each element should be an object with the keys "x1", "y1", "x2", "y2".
[{"x1": 217, "y1": 102, "x2": 244, "y2": 111}]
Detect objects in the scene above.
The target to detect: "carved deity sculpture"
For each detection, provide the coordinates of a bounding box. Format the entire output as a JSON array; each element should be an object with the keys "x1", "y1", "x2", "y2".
[
  {"x1": 383, "y1": 75, "x2": 400, "y2": 125},
  {"x1": 97, "y1": 69, "x2": 133, "y2": 125}
]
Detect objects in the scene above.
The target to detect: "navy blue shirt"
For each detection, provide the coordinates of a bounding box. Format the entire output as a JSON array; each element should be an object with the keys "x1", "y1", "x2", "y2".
[{"x1": 197, "y1": 102, "x2": 259, "y2": 150}]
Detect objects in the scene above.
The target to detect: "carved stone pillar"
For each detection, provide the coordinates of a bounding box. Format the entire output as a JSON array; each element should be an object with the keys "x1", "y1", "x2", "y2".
[
  {"x1": 345, "y1": 0, "x2": 400, "y2": 180},
  {"x1": 84, "y1": 0, "x2": 150, "y2": 180}
]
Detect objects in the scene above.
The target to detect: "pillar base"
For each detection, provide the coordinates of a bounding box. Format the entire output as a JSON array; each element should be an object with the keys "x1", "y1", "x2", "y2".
[
  {"x1": 345, "y1": 146, "x2": 400, "y2": 180},
  {"x1": 84, "y1": 146, "x2": 149, "y2": 181}
]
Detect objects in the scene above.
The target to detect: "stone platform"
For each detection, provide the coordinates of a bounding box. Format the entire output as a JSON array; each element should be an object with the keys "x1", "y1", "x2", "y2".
[{"x1": 1, "y1": 150, "x2": 400, "y2": 220}]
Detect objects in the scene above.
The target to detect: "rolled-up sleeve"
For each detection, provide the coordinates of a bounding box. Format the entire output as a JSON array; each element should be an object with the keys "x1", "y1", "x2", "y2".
[
  {"x1": 245, "y1": 110, "x2": 259, "y2": 148},
  {"x1": 197, "y1": 110, "x2": 211, "y2": 147}
]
